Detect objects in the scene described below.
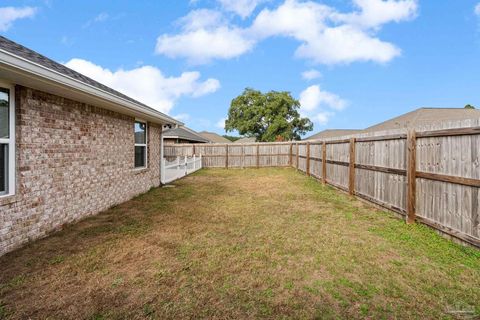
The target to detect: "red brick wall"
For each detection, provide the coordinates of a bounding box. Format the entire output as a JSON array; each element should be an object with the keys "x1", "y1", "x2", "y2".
[{"x1": 0, "y1": 86, "x2": 162, "y2": 255}]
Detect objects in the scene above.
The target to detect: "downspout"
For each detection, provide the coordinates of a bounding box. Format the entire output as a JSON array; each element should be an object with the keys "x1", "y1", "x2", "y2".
[{"x1": 160, "y1": 125, "x2": 164, "y2": 185}]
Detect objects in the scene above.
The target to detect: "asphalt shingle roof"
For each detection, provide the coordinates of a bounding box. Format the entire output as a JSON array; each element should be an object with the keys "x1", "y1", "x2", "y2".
[
  {"x1": 163, "y1": 127, "x2": 209, "y2": 143},
  {"x1": 364, "y1": 107, "x2": 480, "y2": 132},
  {"x1": 234, "y1": 137, "x2": 256, "y2": 143},
  {"x1": 304, "y1": 129, "x2": 363, "y2": 140},
  {"x1": 198, "y1": 131, "x2": 231, "y2": 143},
  {"x1": 0, "y1": 36, "x2": 176, "y2": 122}
]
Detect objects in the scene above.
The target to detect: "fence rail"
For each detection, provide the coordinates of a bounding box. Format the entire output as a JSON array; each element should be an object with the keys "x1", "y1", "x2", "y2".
[
  {"x1": 164, "y1": 121, "x2": 480, "y2": 248},
  {"x1": 164, "y1": 142, "x2": 292, "y2": 168},
  {"x1": 161, "y1": 155, "x2": 202, "y2": 184}
]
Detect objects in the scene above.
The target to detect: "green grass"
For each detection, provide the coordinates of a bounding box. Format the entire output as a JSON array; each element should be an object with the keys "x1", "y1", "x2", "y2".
[{"x1": 0, "y1": 168, "x2": 479, "y2": 319}]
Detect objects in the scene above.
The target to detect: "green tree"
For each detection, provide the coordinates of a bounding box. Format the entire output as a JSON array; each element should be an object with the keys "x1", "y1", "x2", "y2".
[
  {"x1": 464, "y1": 104, "x2": 476, "y2": 109},
  {"x1": 225, "y1": 88, "x2": 313, "y2": 142}
]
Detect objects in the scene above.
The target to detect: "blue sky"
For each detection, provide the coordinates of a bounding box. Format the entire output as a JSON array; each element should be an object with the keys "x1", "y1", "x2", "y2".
[{"x1": 1, "y1": 0, "x2": 480, "y2": 136}]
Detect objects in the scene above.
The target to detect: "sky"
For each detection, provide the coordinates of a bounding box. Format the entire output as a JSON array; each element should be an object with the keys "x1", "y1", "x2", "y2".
[{"x1": 1, "y1": 0, "x2": 480, "y2": 137}]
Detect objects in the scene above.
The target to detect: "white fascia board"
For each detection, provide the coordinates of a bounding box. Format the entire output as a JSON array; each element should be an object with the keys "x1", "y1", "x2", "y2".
[{"x1": 0, "y1": 49, "x2": 183, "y2": 126}]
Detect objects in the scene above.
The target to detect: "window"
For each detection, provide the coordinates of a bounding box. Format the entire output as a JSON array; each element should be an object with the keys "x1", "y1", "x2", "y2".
[
  {"x1": 0, "y1": 84, "x2": 14, "y2": 196},
  {"x1": 134, "y1": 120, "x2": 147, "y2": 168}
]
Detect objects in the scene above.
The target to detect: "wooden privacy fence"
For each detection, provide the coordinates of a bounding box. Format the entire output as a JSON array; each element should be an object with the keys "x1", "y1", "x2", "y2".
[
  {"x1": 164, "y1": 124, "x2": 480, "y2": 248},
  {"x1": 164, "y1": 142, "x2": 292, "y2": 168}
]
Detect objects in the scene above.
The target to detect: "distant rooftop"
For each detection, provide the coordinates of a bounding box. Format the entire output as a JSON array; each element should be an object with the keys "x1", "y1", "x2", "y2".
[
  {"x1": 234, "y1": 137, "x2": 256, "y2": 143},
  {"x1": 198, "y1": 131, "x2": 231, "y2": 143},
  {"x1": 304, "y1": 129, "x2": 363, "y2": 140},
  {"x1": 163, "y1": 127, "x2": 209, "y2": 143},
  {"x1": 304, "y1": 107, "x2": 480, "y2": 140},
  {"x1": 364, "y1": 107, "x2": 480, "y2": 132}
]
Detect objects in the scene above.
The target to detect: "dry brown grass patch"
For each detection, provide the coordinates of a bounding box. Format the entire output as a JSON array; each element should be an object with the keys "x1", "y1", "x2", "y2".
[{"x1": 0, "y1": 168, "x2": 479, "y2": 319}]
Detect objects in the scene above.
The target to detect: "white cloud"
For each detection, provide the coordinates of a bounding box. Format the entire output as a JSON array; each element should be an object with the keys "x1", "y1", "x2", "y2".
[
  {"x1": 60, "y1": 36, "x2": 74, "y2": 46},
  {"x1": 250, "y1": 0, "x2": 333, "y2": 40},
  {"x1": 83, "y1": 12, "x2": 110, "y2": 28},
  {"x1": 475, "y1": 3, "x2": 480, "y2": 16},
  {"x1": 156, "y1": 9, "x2": 254, "y2": 64},
  {"x1": 336, "y1": 0, "x2": 418, "y2": 29},
  {"x1": 216, "y1": 117, "x2": 226, "y2": 129},
  {"x1": 294, "y1": 25, "x2": 401, "y2": 64},
  {"x1": 0, "y1": 6, "x2": 36, "y2": 32},
  {"x1": 94, "y1": 12, "x2": 109, "y2": 22},
  {"x1": 301, "y1": 69, "x2": 322, "y2": 81},
  {"x1": 299, "y1": 85, "x2": 347, "y2": 111},
  {"x1": 64, "y1": 58, "x2": 220, "y2": 114},
  {"x1": 156, "y1": 0, "x2": 417, "y2": 65},
  {"x1": 173, "y1": 113, "x2": 191, "y2": 122},
  {"x1": 251, "y1": 0, "x2": 403, "y2": 64},
  {"x1": 299, "y1": 85, "x2": 347, "y2": 125},
  {"x1": 178, "y1": 9, "x2": 225, "y2": 31},
  {"x1": 217, "y1": 0, "x2": 264, "y2": 18},
  {"x1": 313, "y1": 111, "x2": 334, "y2": 125}
]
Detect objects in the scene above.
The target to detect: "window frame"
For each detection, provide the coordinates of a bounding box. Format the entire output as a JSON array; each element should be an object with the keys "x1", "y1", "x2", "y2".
[
  {"x1": 0, "y1": 81, "x2": 15, "y2": 197},
  {"x1": 134, "y1": 119, "x2": 148, "y2": 170}
]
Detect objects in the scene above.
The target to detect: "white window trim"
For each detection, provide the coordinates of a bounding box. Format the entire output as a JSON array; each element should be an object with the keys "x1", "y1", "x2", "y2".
[
  {"x1": 0, "y1": 81, "x2": 15, "y2": 197},
  {"x1": 134, "y1": 119, "x2": 148, "y2": 170}
]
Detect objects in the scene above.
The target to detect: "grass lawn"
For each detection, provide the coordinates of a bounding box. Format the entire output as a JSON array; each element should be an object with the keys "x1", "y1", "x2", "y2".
[{"x1": 0, "y1": 168, "x2": 479, "y2": 319}]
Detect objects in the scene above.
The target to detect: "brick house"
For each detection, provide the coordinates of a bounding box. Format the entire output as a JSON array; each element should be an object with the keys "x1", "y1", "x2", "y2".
[{"x1": 0, "y1": 36, "x2": 181, "y2": 256}]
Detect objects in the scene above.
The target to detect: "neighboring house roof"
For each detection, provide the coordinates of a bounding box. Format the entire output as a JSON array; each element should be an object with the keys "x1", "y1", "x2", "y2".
[
  {"x1": 305, "y1": 129, "x2": 363, "y2": 140},
  {"x1": 198, "y1": 131, "x2": 231, "y2": 143},
  {"x1": 0, "y1": 36, "x2": 180, "y2": 126},
  {"x1": 234, "y1": 137, "x2": 256, "y2": 143},
  {"x1": 163, "y1": 126, "x2": 210, "y2": 143},
  {"x1": 365, "y1": 107, "x2": 480, "y2": 132}
]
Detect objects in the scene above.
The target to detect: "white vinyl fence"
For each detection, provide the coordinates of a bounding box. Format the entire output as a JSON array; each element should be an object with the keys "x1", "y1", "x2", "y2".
[{"x1": 161, "y1": 155, "x2": 202, "y2": 184}]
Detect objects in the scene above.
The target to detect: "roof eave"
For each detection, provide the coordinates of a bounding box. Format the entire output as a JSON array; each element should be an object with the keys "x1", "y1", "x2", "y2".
[
  {"x1": 0, "y1": 49, "x2": 182, "y2": 126},
  {"x1": 163, "y1": 135, "x2": 207, "y2": 143}
]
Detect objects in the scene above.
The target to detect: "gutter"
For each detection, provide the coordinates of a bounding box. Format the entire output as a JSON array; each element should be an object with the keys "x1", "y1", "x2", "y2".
[
  {"x1": 164, "y1": 135, "x2": 209, "y2": 143},
  {"x1": 0, "y1": 49, "x2": 183, "y2": 126}
]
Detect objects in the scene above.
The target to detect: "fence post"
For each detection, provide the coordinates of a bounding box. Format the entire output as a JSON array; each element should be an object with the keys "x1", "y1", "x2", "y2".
[
  {"x1": 241, "y1": 144, "x2": 245, "y2": 169},
  {"x1": 193, "y1": 144, "x2": 196, "y2": 156},
  {"x1": 225, "y1": 144, "x2": 229, "y2": 169},
  {"x1": 176, "y1": 156, "x2": 180, "y2": 179},
  {"x1": 322, "y1": 141, "x2": 327, "y2": 184},
  {"x1": 184, "y1": 155, "x2": 188, "y2": 175},
  {"x1": 349, "y1": 138, "x2": 356, "y2": 195},
  {"x1": 193, "y1": 154, "x2": 196, "y2": 171},
  {"x1": 306, "y1": 142, "x2": 310, "y2": 176},
  {"x1": 296, "y1": 143, "x2": 299, "y2": 170},
  {"x1": 407, "y1": 129, "x2": 417, "y2": 224},
  {"x1": 256, "y1": 144, "x2": 260, "y2": 168},
  {"x1": 289, "y1": 143, "x2": 293, "y2": 167},
  {"x1": 200, "y1": 154, "x2": 202, "y2": 169}
]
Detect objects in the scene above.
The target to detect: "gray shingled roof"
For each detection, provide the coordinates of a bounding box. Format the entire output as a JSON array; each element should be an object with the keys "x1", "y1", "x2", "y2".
[
  {"x1": 198, "y1": 131, "x2": 231, "y2": 143},
  {"x1": 234, "y1": 137, "x2": 256, "y2": 143},
  {"x1": 364, "y1": 107, "x2": 480, "y2": 132},
  {"x1": 163, "y1": 127, "x2": 209, "y2": 143},
  {"x1": 304, "y1": 129, "x2": 363, "y2": 140},
  {"x1": 0, "y1": 36, "x2": 177, "y2": 123}
]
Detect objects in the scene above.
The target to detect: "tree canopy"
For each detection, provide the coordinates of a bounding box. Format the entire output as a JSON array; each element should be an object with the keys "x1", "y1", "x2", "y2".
[
  {"x1": 225, "y1": 88, "x2": 313, "y2": 142},
  {"x1": 465, "y1": 104, "x2": 476, "y2": 109}
]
